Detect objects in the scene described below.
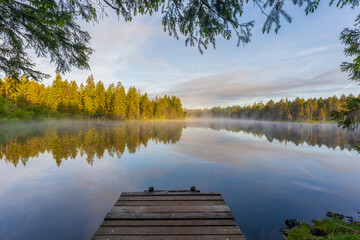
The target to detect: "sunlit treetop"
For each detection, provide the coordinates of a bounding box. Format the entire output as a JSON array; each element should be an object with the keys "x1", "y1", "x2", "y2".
[{"x1": 0, "y1": 0, "x2": 359, "y2": 81}]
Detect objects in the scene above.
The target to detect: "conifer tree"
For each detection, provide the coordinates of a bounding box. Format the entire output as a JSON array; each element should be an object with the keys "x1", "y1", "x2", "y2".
[
  {"x1": 83, "y1": 75, "x2": 97, "y2": 117},
  {"x1": 140, "y1": 93, "x2": 153, "y2": 119},
  {"x1": 49, "y1": 74, "x2": 64, "y2": 111},
  {"x1": 113, "y1": 83, "x2": 127, "y2": 119},
  {"x1": 105, "y1": 83, "x2": 115, "y2": 117},
  {"x1": 126, "y1": 86, "x2": 140, "y2": 120},
  {"x1": 95, "y1": 81, "x2": 106, "y2": 117},
  {"x1": 0, "y1": 75, "x2": 184, "y2": 120},
  {"x1": 68, "y1": 81, "x2": 80, "y2": 114}
]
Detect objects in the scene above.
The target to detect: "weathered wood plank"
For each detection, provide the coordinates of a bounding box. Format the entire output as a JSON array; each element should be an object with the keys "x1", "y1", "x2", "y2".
[
  {"x1": 95, "y1": 226, "x2": 242, "y2": 235},
  {"x1": 115, "y1": 200, "x2": 226, "y2": 206},
  {"x1": 105, "y1": 212, "x2": 234, "y2": 220},
  {"x1": 118, "y1": 195, "x2": 224, "y2": 201},
  {"x1": 145, "y1": 190, "x2": 200, "y2": 193},
  {"x1": 92, "y1": 189, "x2": 246, "y2": 240},
  {"x1": 92, "y1": 235, "x2": 246, "y2": 240},
  {"x1": 121, "y1": 192, "x2": 221, "y2": 196},
  {"x1": 109, "y1": 205, "x2": 230, "y2": 213},
  {"x1": 101, "y1": 219, "x2": 236, "y2": 227}
]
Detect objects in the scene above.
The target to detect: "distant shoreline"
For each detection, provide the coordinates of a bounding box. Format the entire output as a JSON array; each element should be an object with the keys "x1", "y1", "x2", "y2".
[{"x1": 0, "y1": 117, "x2": 339, "y2": 126}]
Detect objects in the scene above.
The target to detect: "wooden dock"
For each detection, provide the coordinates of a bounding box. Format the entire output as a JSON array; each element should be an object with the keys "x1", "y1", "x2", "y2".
[{"x1": 92, "y1": 187, "x2": 245, "y2": 240}]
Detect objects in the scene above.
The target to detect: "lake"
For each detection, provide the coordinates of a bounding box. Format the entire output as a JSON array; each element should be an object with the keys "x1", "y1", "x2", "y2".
[{"x1": 0, "y1": 120, "x2": 359, "y2": 240}]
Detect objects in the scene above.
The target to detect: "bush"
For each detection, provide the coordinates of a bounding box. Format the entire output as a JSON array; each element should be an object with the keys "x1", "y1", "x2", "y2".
[
  {"x1": 0, "y1": 105, "x2": 9, "y2": 117},
  {"x1": 0, "y1": 97, "x2": 8, "y2": 117},
  {"x1": 49, "y1": 110, "x2": 62, "y2": 119},
  {"x1": 282, "y1": 212, "x2": 360, "y2": 240},
  {"x1": 24, "y1": 105, "x2": 48, "y2": 118},
  {"x1": 0, "y1": 96, "x2": 5, "y2": 105},
  {"x1": 4, "y1": 101, "x2": 18, "y2": 115},
  {"x1": 13, "y1": 110, "x2": 35, "y2": 120}
]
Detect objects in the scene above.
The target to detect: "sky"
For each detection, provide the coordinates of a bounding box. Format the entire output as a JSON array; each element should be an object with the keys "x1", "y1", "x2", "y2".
[{"x1": 34, "y1": 1, "x2": 360, "y2": 108}]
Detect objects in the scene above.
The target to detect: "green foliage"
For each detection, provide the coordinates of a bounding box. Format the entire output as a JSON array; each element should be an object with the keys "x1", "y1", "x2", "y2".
[
  {"x1": 283, "y1": 212, "x2": 360, "y2": 240},
  {"x1": 13, "y1": 109, "x2": 34, "y2": 120},
  {"x1": 0, "y1": 0, "x2": 95, "y2": 81},
  {"x1": 0, "y1": 75, "x2": 183, "y2": 120},
  {"x1": 0, "y1": 96, "x2": 8, "y2": 117},
  {"x1": 340, "y1": 14, "x2": 360, "y2": 82},
  {"x1": 24, "y1": 105, "x2": 49, "y2": 118},
  {"x1": 49, "y1": 110, "x2": 62, "y2": 119},
  {"x1": 333, "y1": 13, "x2": 360, "y2": 137},
  {"x1": 331, "y1": 97, "x2": 360, "y2": 131}
]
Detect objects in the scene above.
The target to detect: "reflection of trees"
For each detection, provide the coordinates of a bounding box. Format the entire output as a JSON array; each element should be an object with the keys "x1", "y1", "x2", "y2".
[
  {"x1": 0, "y1": 121, "x2": 183, "y2": 167},
  {"x1": 1, "y1": 120, "x2": 357, "y2": 167},
  {"x1": 188, "y1": 121, "x2": 359, "y2": 151}
]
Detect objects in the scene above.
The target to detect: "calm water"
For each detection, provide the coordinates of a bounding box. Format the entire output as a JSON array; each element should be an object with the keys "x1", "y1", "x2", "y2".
[{"x1": 0, "y1": 120, "x2": 359, "y2": 240}]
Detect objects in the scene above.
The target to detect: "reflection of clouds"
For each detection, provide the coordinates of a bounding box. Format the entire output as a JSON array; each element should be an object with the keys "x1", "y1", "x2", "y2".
[
  {"x1": 167, "y1": 126, "x2": 360, "y2": 175},
  {"x1": 0, "y1": 121, "x2": 360, "y2": 239},
  {"x1": 291, "y1": 180, "x2": 333, "y2": 194}
]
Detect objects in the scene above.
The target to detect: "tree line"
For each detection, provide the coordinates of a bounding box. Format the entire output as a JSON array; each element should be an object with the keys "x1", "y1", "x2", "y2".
[
  {"x1": 0, "y1": 74, "x2": 183, "y2": 120},
  {"x1": 188, "y1": 95, "x2": 360, "y2": 122}
]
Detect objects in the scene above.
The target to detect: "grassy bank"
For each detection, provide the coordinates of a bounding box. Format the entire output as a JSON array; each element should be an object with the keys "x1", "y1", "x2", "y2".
[{"x1": 282, "y1": 212, "x2": 360, "y2": 240}]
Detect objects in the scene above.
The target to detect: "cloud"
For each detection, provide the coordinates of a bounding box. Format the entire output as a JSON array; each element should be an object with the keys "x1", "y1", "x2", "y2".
[
  {"x1": 39, "y1": 14, "x2": 160, "y2": 86},
  {"x1": 294, "y1": 45, "x2": 336, "y2": 58},
  {"x1": 166, "y1": 123, "x2": 360, "y2": 176},
  {"x1": 333, "y1": 82, "x2": 354, "y2": 95},
  {"x1": 158, "y1": 68, "x2": 350, "y2": 108}
]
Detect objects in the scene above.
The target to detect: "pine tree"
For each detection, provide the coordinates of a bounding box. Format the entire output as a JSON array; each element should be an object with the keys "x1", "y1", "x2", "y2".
[
  {"x1": 140, "y1": 93, "x2": 153, "y2": 119},
  {"x1": 0, "y1": 74, "x2": 183, "y2": 120},
  {"x1": 113, "y1": 83, "x2": 127, "y2": 119},
  {"x1": 83, "y1": 75, "x2": 97, "y2": 117},
  {"x1": 95, "y1": 81, "x2": 106, "y2": 117},
  {"x1": 126, "y1": 86, "x2": 140, "y2": 120},
  {"x1": 105, "y1": 83, "x2": 115, "y2": 118}
]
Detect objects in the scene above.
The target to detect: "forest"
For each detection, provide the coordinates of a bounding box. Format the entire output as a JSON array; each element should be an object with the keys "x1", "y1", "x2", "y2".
[
  {"x1": 188, "y1": 95, "x2": 360, "y2": 122},
  {"x1": 0, "y1": 74, "x2": 183, "y2": 120}
]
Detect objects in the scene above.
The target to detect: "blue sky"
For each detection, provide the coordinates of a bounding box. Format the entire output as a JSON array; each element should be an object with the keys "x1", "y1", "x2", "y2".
[{"x1": 36, "y1": 1, "x2": 360, "y2": 108}]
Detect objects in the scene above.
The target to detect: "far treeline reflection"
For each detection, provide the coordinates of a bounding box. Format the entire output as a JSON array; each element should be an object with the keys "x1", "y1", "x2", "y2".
[{"x1": 0, "y1": 120, "x2": 358, "y2": 167}]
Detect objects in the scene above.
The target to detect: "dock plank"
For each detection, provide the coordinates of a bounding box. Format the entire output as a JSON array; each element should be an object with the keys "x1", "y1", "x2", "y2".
[
  {"x1": 92, "y1": 235, "x2": 246, "y2": 240},
  {"x1": 105, "y1": 212, "x2": 234, "y2": 220},
  {"x1": 121, "y1": 192, "x2": 220, "y2": 196},
  {"x1": 101, "y1": 219, "x2": 236, "y2": 227},
  {"x1": 109, "y1": 205, "x2": 231, "y2": 213},
  {"x1": 95, "y1": 226, "x2": 242, "y2": 235},
  {"x1": 118, "y1": 195, "x2": 224, "y2": 201},
  {"x1": 115, "y1": 200, "x2": 226, "y2": 206},
  {"x1": 93, "y1": 189, "x2": 246, "y2": 239}
]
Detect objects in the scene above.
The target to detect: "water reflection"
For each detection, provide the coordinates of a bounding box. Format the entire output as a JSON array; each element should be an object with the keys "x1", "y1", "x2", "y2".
[
  {"x1": 0, "y1": 121, "x2": 183, "y2": 167},
  {"x1": 0, "y1": 120, "x2": 358, "y2": 167},
  {"x1": 0, "y1": 120, "x2": 359, "y2": 240},
  {"x1": 187, "y1": 120, "x2": 359, "y2": 151}
]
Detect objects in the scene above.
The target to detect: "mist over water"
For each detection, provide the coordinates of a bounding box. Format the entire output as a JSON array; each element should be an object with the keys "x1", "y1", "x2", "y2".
[{"x1": 0, "y1": 120, "x2": 359, "y2": 240}]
